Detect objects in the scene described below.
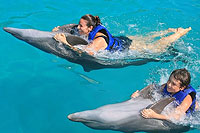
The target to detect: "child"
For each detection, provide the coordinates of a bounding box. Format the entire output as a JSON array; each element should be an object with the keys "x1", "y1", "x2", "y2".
[{"x1": 131, "y1": 68, "x2": 198, "y2": 120}]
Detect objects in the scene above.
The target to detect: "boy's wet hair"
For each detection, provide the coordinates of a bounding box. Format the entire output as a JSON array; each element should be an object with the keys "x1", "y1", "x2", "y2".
[{"x1": 169, "y1": 68, "x2": 191, "y2": 88}]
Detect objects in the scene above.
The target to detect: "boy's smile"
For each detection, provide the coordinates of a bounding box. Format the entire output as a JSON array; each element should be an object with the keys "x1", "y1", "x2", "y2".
[{"x1": 167, "y1": 77, "x2": 184, "y2": 94}]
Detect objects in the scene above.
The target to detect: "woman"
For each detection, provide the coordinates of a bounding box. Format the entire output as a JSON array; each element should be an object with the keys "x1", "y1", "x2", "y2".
[{"x1": 53, "y1": 14, "x2": 191, "y2": 55}]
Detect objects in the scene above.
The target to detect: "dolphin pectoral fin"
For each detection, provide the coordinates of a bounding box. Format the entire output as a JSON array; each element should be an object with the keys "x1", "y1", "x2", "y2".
[
  {"x1": 66, "y1": 35, "x2": 88, "y2": 46},
  {"x1": 148, "y1": 97, "x2": 175, "y2": 114}
]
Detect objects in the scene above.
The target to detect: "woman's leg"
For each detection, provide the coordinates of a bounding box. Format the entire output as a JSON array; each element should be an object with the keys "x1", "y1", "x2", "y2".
[
  {"x1": 129, "y1": 27, "x2": 191, "y2": 53},
  {"x1": 150, "y1": 28, "x2": 177, "y2": 38},
  {"x1": 128, "y1": 28, "x2": 177, "y2": 40},
  {"x1": 151, "y1": 27, "x2": 191, "y2": 52}
]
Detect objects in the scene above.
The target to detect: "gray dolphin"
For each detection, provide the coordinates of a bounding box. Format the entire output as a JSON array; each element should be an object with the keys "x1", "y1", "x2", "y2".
[
  {"x1": 3, "y1": 25, "x2": 159, "y2": 72},
  {"x1": 67, "y1": 86, "x2": 190, "y2": 132}
]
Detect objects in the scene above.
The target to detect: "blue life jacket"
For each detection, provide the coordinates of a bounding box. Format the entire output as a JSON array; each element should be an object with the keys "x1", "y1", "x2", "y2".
[
  {"x1": 88, "y1": 25, "x2": 123, "y2": 51},
  {"x1": 163, "y1": 84, "x2": 196, "y2": 114}
]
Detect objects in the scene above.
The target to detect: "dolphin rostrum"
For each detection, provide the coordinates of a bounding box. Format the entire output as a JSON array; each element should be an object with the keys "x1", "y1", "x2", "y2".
[
  {"x1": 3, "y1": 25, "x2": 159, "y2": 72},
  {"x1": 67, "y1": 85, "x2": 190, "y2": 132}
]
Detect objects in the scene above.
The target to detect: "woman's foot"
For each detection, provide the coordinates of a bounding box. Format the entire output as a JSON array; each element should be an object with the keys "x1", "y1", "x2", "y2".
[
  {"x1": 167, "y1": 28, "x2": 177, "y2": 32},
  {"x1": 167, "y1": 27, "x2": 191, "y2": 34},
  {"x1": 176, "y1": 27, "x2": 192, "y2": 36}
]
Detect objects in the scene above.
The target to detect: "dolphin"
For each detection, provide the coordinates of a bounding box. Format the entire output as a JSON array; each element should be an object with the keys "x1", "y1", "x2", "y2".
[
  {"x1": 67, "y1": 85, "x2": 190, "y2": 132},
  {"x1": 3, "y1": 25, "x2": 159, "y2": 72}
]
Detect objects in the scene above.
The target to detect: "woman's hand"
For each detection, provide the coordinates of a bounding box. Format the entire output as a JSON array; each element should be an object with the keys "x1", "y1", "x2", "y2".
[
  {"x1": 131, "y1": 90, "x2": 139, "y2": 98},
  {"x1": 54, "y1": 33, "x2": 67, "y2": 44},
  {"x1": 52, "y1": 26, "x2": 60, "y2": 32},
  {"x1": 141, "y1": 109, "x2": 157, "y2": 119},
  {"x1": 54, "y1": 33, "x2": 83, "y2": 55}
]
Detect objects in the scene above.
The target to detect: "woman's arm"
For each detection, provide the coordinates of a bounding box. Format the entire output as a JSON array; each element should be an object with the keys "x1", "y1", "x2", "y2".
[
  {"x1": 54, "y1": 32, "x2": 107, "y2": 56},
  {"x1": 54, "y1": 33, "x2": 82, "y2": 55},
  {"x1": 141, "y1": 94, "x2": 193, "y2": 120},
  {"x1": 84, "y1": 32, "x2": 107, "y2": 55}
]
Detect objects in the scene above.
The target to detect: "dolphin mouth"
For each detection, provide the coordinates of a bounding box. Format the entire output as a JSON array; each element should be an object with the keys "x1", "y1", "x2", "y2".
[
  {"x1": 4, "y1": 27, "x2": 15, "y2": 35},
  {"x1": 68, "y1": 113, "x2": 111, "y2": 130},
  {"x1": 3, "y1": 27, "x2": 23, "y2": 39},
  {"x1": 3, "y1": 27, "x2": 10, "y2": 33},
  {"x1": 67, "y1": 114, "x2": 76, "y2": 121},
  {"x1": 67, "y1": 113, "x2": 104, "y2": 124},
  {"x1": 67, "y1": 113, "x2": 89, "y2": 122},
  {"x1": 3, "y1": 27, "x2": 18, "y2": 34},
  {"x1": 68, "y1": 114, "x2": 94, "y2": 122}
]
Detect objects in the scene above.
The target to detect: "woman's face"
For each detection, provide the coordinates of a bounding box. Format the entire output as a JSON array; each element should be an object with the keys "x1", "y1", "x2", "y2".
[
  {"x1": 167, "y1": 76, "x2": 185, "y2": 94},
  {"x1": 78, "y1": 19, "x2": 92, "y2": 35}
]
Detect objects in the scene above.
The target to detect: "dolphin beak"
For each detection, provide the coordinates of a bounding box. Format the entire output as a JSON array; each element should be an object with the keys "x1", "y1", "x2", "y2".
[
  {"x1": 67, "y1": 114, "x2": 73, "y2": 120},
  {"x1": 3, "y1": 27, "x2": 16, "y2": 34},
  {"x1": 67, "y1": 112, "x2": 92, "y2": 122},
  {"x1": 3, "y1": 27, "x2": 24, "y2": 39},
  {"x1": 67, "y1": 113, "x2": 80, "y2": 122},
  {"x1": 3, "y1": 27, "x2": 12, "y2": 34}
]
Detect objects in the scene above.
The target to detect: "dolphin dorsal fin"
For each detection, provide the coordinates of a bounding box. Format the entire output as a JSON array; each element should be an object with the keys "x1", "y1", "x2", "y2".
[
  {"x1": 148, "y1": 97, "x2": 175, "y2": 114},
  {"x1": 139, "y1": 85, "x2": 156, "y2": 99}
]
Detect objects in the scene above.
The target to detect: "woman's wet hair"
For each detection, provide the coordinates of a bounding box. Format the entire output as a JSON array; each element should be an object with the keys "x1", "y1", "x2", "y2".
[
  {"x1": 81, "y1": 14, "x2": 101, "y2": 28},
  {"x1": 169, "y1": 68, "x2": 191, "y2": 88}
]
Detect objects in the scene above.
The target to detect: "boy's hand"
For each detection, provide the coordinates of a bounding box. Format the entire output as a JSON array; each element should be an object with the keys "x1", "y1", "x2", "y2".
[
  {"x1": 141, "y1": 109, "x2": 157, "y2": 119},
  {"x1": 131, "y1": 90, "x2": 139, "y2": 98},
  {"x1": 52, "y1": 26, "x2": 60, "y2": 32}
]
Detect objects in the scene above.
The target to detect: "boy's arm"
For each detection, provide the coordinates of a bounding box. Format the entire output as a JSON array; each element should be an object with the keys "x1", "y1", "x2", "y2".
[
  {"x1": 131, "y1": 90, "x2": 140, "y2": 98},
  {"x1": 196, "y1": 101, "x2": 199, "y2": 110},
  {"x1": 141, "y1": 94, "x2": 193, "y2": 121}
]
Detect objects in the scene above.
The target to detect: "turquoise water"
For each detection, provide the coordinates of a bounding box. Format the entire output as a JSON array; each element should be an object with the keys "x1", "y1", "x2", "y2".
[{"x1": 1, "y1": 0, "x2": 200, "y2": 132}]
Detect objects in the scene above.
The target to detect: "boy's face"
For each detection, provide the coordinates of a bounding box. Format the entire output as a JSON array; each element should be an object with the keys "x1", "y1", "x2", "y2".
[{"x1": 167, "y1": 76, "x2": 185, "y2": 93}]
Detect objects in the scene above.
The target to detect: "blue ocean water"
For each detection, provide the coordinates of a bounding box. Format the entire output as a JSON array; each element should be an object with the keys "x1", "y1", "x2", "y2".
[{"x1": 0, "y1": 0, "x2": 200, "y2": 132}]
